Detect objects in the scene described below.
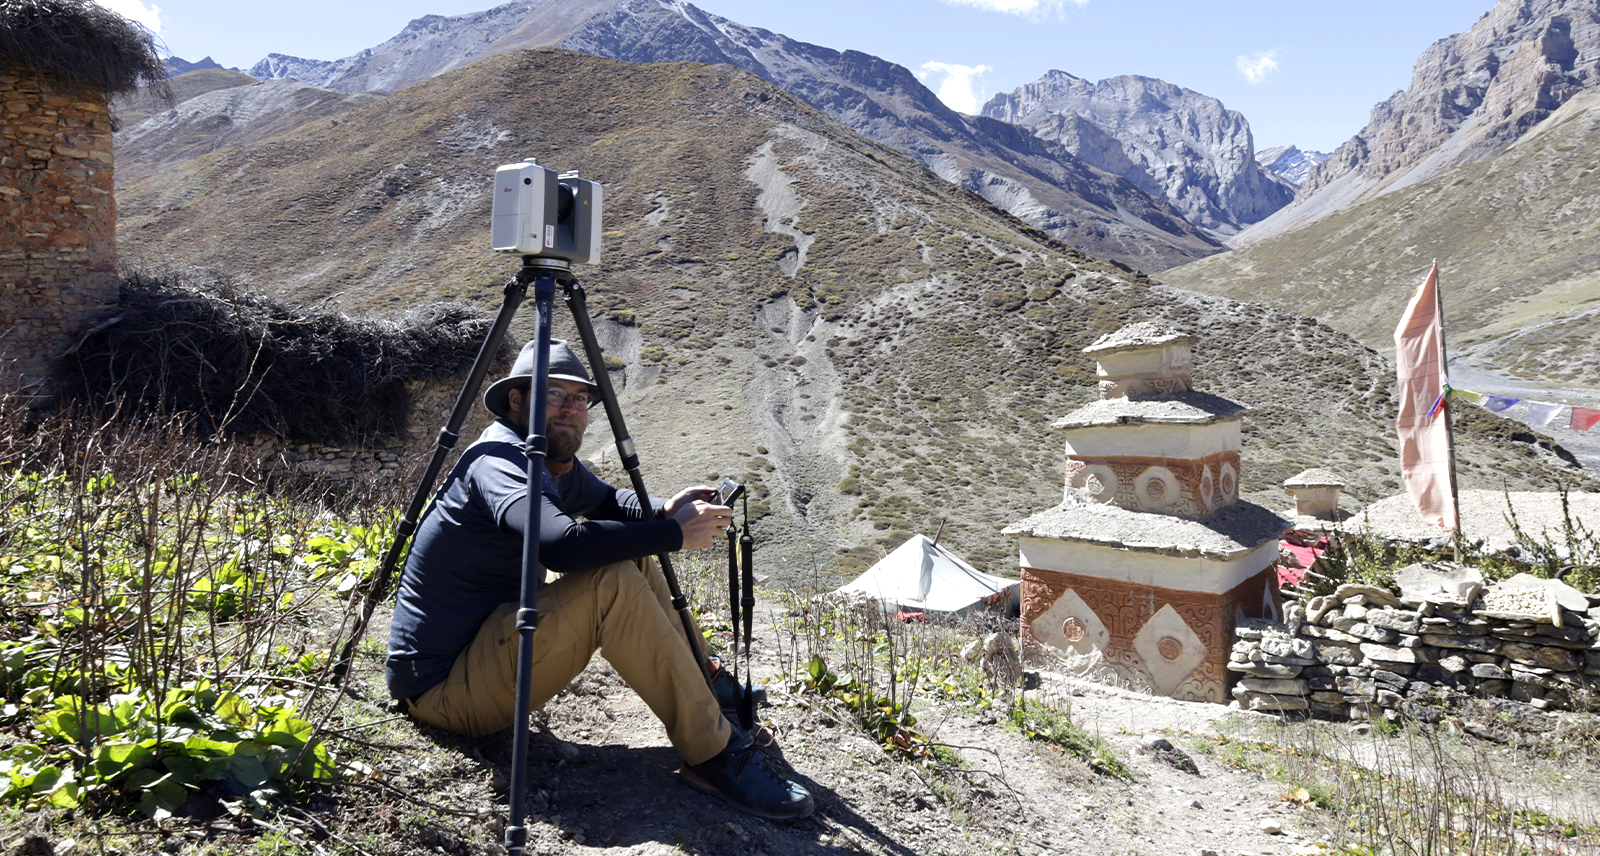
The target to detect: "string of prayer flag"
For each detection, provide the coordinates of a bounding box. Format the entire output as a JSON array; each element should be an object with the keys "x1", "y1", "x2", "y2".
[{"x1": 1448, "y1": 388, "x2": 1600, "y2": 432}]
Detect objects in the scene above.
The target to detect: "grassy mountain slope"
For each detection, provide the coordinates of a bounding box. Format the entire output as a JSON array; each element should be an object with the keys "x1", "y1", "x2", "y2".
[
  {"x1": 1160, "y1": 88, "x2": 1600, "y2": 386},
  {"x1": 113, "y1": 77, "x2": 382, "y2": 187},
  {"x1": 110, "y1": 67, "x2": 256, "y2": 128},
  {"x1": 114, "y1": 49, "x2": 1588, "y2": 584},
  {"x1": 234, "y1": 0, "x2": 1222, "y2": 271}
]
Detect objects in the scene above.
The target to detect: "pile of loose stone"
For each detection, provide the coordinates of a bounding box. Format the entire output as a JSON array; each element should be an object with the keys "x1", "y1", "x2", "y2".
[{"x1": 1228, "y1": 563, "x2": 1600, "y2": 720}]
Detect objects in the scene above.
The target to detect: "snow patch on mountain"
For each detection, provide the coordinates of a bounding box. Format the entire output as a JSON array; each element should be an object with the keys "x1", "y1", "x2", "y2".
[{"x1": 1254, "y1": 145, "x2": 1329, "y2": 187}]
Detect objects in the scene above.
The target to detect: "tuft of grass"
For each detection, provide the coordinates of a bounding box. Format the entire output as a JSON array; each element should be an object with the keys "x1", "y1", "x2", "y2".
[
  {"x1": 57, "y1": 272, "x2": 496, "y2": 444},
  {"x1": 1211, "y1": 716, "x2": 1599, "y2": 855},
  {"x1": 1004, "y1": 694, "x2": 1130, "y2": 779},
  {"x1": 0, "y1": 0, "x2": 168, "y2": 96}
]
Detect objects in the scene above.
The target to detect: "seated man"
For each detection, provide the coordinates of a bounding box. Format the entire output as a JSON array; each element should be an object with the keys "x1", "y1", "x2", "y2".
[{"x1": 386, "y1": 339, "x2": 812, "y2": 820}]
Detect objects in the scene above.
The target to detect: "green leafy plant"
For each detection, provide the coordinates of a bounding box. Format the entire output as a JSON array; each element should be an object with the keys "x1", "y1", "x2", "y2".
[
  {"x1": 799, "y1": 655, "x2": 929, "y2": 759},
  {"x1": 2, "y1": 680, "x2": 335, "y2": 818},
  {"x1": 300, "y1": 516, "x2": 391, "y2": 596},
  {"x1": 0, "y1": 395, "x2": 405, "y2": 826},
  {"x1": 1502, "y1": 481, "x2": 1600, "y2": 592}
]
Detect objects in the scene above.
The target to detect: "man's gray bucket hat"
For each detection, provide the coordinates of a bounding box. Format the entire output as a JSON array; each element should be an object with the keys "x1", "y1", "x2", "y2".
[{"x1": 484, "y1": 339, "x2": 598, "y2": 419}]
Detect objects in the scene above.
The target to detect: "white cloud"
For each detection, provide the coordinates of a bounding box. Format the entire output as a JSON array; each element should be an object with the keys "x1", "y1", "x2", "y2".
[
  {"x1": 1236, "y1": 50, "x2": 1279, "y2": 85},
  {"x1": 93, "y1": 0, "x2": 162, "y2": 33},
  {"x1": 919, "y1": 62, "x2": 992, "y2": 114},
  {"x1": 941, "y1": 0, "x2": 1088, "y2": 17}
]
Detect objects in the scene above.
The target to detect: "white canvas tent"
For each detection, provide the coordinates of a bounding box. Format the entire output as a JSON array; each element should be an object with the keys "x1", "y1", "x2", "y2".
[{"x1": 835, "y1": 535, "x2": 1019, "y2": 616}]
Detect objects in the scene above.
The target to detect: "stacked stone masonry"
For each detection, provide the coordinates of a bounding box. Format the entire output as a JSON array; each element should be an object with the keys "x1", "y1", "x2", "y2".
[
  {"x1": 0, "y1": 68, "x2": 118, "y2": 393},
  {"x1": 245, "y1": 378, "x2": 500, "y2": 486},
  {"x1": 249, "y1": 435, "x2": 412, "y2": 482},
  {"x1": 1229, "y1": 581, "x2": 1600, "y2": 720}
]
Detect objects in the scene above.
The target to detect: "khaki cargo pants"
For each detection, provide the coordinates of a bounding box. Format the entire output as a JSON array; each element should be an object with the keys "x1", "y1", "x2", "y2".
[{"x1": 405, "y1": 557, "x2": 730, "y2": 766}]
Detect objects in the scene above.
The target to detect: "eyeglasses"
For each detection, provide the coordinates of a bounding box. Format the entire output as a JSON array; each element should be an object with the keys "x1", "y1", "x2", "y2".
[{"x1": 546, "y1": 387, "x2": 596, "y2": 409}]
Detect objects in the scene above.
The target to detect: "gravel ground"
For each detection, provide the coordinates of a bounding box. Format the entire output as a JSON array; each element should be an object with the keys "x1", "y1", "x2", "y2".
[{"x1": 1342, "y1": 488, "x2": 1600, "y2": 552}]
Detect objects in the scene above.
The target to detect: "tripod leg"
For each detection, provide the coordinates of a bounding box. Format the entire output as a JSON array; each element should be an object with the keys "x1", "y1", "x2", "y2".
[
  {"x1": 728, "y1": 525, "x2": 739, "y2": 677},
  {"x1": 562, "y1": 279, "x2": 715, "y2": 690},
  {"x1": 333, "y1": 276, "x2": 527, "y2": 682},
  {"x1": 739, "y1": 519, "x2": 756, "y2": 731},
  {"x1": 506, "y1": 268, "x2": 559, "y2": 856}
]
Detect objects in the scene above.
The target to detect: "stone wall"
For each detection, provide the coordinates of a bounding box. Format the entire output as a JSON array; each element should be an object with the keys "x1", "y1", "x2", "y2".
[
  {"x1": 1229, "y1": 579, "x2": 1600, "y2": 720},
  {"x1": 245, "y1": 377, "x2": 502, "y2": 487},
  {"x1": 0, "y1": 68, "x2": 118, "y2": 395}
]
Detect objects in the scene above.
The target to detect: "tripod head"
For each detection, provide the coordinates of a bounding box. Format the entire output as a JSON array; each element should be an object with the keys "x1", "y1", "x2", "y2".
[{"x1": 515, "y1": 256, "x2": 576, "y2": 286}]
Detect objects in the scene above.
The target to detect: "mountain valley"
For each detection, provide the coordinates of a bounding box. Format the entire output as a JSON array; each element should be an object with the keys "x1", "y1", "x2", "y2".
[
  {"x1": 229, "y1": 0, "x2": 1303, "y2": 271},
  {"x1": 112, "y1": 48, "x2": 1593, "y2": 584}
]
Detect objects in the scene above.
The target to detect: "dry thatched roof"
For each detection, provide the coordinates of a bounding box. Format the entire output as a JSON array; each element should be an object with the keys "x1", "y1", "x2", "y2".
[{"x1": 0, "y1": 0, "x2": 166, "y2": 95}]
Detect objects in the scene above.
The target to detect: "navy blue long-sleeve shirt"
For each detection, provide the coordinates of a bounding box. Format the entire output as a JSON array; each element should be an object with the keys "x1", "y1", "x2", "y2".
[{"x1": 386, "y1": 419, "x2": 680, "y2": 700}]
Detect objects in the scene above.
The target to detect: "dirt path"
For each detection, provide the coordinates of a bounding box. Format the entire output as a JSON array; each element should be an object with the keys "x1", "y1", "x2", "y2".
[
  {"x1": 315, "y1": 589, "x2": 1600, "y2": 856},
  {"x1": 452, "y1": 632, "x2": 1332, "y2": 856}
]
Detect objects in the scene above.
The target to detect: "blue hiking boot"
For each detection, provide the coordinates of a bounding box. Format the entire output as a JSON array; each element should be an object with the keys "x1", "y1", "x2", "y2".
[
  {"x1": 680, "y1": 729, "x2": 814, "y2": 820},
  {"x1": 707, "y1": 656, "x2": 765, "y2": 721},
  {"x1": 708, "y1": 657, "x2": 779, "y2": 756}
]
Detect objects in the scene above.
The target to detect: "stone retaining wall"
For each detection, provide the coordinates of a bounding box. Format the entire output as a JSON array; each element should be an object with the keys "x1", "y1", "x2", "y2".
[
  {"x1": 0, "y1": 68, "x2": 118, "y2": 394},
  {"x1": 1229, "y1": 580, "x2": 1600, "y2": 720},
  {"x1": 244, "y1": 377, "x2": 501, "y2": 487}
]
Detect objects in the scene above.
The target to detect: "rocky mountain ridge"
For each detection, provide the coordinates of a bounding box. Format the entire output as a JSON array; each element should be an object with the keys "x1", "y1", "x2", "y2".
[
  {"x1": 981, "y1": 71, "x2": 1296, "y2": 235},
  {"x1": 113, "y1": 49, "x2": 1589, "y2": 579},
  {"x1": 111, "y1": 66, "x2": 260, "y2": 129},
  {"x1": 161, "y1": 55, "x2": 228, "y2": 77},
  {"x1": 1160, "y1": 84, "x2": 1600, "y2": 390},
  {"x1": 113, "y1": 78, "x2": 380, "y2": 185},
  {"x1": 1236, "y1": 0, "x2": 1600, "y2": 245},
  {"x1": 236, "y1": 0, "x2": 1223, "y2": 271},
  {"x1": 1254, "y1": 145, "x2": 1328, "y2": 187}
]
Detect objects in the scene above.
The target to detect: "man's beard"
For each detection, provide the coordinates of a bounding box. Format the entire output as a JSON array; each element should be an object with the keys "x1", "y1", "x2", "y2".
[{"x1": 548, "y1": 425, "x2": 582, "y2": 463}]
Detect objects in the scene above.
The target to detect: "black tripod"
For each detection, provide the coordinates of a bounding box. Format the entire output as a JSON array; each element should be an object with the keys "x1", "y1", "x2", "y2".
[{"x1": 335, "y1": 256, "x2": 712, "y2": 856}]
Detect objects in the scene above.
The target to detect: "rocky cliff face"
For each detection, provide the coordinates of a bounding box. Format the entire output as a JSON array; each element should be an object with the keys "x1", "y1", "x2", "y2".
[
  {"x1": 981, "y1": 71, "x2": 1296, "y2": 236},
  {"x1": 241, "y1": 0, "x2": 1221, "y2": 270},
  {"x1": 248, "y1": 53, "x2": 347, "y2": 86},
  {"x1": 1153, "y1": 85, "x2": 1600, "y2": 388},
  {"x1": 1254, "y1": 145, "x2": 1327, "y2": 187},
  {"x1": 1240, "y1": 0, "x2": 1600, "y2": 244}
]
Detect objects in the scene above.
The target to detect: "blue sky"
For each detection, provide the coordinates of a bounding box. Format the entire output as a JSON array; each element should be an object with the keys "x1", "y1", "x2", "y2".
[{"x1": 98, "y1": 0, "x2": 1493, "y2": 153}]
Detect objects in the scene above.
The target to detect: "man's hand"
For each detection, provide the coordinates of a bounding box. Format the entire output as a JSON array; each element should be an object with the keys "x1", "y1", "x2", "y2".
[
  {"x1": 663, "y1": 485, "x2": 717, "y2": 519},
  {"x1": 672, "y1": 499, "x2": 733, "y2": 550}
]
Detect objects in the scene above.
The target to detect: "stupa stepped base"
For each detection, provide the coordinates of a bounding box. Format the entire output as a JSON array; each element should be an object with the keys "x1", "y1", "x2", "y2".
[{"x1": 1022, "y1": 564, "x2": 1283, "y2": 703}]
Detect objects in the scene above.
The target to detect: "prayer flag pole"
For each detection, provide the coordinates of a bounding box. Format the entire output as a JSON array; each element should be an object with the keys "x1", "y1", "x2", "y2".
[{"x1": 1432, "y1": 260, "x2": 1464, "y2": 534}]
